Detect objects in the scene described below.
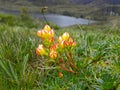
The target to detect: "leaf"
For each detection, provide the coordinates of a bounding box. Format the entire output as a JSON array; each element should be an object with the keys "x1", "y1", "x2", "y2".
[
  {"x1": 0, "y1": 60, "x2": 12, "y2": 78},
  {"x1": 22, "y1": 54, "x2": 29, "y2": 76},
  {"x1": 0, "y1": 59, "x2": 19, "y2": 85},
  {"x1": 8, "y1": 60, "x2": 19, "y2": 84}
]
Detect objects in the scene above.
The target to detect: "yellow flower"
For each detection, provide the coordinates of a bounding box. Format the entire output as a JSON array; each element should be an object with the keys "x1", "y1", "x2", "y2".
[
  {"x1": 44, "y1": 24, "x2": 51, "y2": 31},
  {"x1": 60, "y1": 41, "x2": 67, "y2": 48},
  {"x1": 49, "y1": 50, "x2": 57, "y2": 59},
  {"x1": 62, "y1": 32, "x2": 70, "y2": 41},
  {"x1": 41, "y1": 30, "x2": 48, "y2": 38},
  {"x1": 48, "y1": 29, "x2": 54, "y2": 38},
  {"x1": 37, "y1": 25, "x2": 53, "y2": 39},
  {"x1": 58, "y1": 36, "x2": 63, "y2": 43},
  {"x1": 41, "y1": 29, "x2": 54, "y2": 39},
  {"x1": 37, "y1": 30, "x2": 42, "y2": 38},
  {"x1": 37, "y1": 30, "x2": 47, "y2": 38},
  {"x1": 36, "y1": 44, "x2": 47, "y2": 55},
  {"x1": 58, "y1": 72, "x2": 63, "y2": 78}
]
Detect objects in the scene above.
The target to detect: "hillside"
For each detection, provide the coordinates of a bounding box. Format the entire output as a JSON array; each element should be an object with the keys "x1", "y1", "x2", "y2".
[
  {"x1": 71, "y1": 0, "x2": 120, "y2": 5},
  {"x1": 0, "y1": 0, "x2": 120, "y2": 20},
  {"x1": 0, "y1": 0, "x2": 120, "y2": 6}
]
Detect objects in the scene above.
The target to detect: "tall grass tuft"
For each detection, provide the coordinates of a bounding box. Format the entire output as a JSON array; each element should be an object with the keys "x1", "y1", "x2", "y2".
[{"x1": 0, "y1": 25, "x2": 38, "y2": 89}]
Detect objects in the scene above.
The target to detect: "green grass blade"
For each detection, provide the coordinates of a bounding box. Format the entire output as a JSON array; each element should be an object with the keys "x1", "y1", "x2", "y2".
[
  {"x1": 8, "y1": 60, "x2": 19, "y2": 85},
  {"x1": 22, "y1": 54, "x2": 29, "y2": 76},
  {"x1": 0, "y1": 60, "x2": 12, "y2": 78}
]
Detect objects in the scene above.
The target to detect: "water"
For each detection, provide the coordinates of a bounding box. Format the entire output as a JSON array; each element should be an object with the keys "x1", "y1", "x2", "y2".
[
  {"x1": 38, "y1": 14, "x2": 95, "y2": 27},
  {"x1": 0, "y1": 10, "x2": 95, "y2": 27}
]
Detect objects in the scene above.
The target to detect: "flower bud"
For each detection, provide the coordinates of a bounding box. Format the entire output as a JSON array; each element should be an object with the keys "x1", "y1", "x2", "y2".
[
  {"x1": 50, "y1": 43, "x2": 58, "y2": 51},
  {"x1": 68, "y1": 37, "x2": 73, "y2": 46},
  {"x1": 36, "y1": 44, "x2": 46, "y2": 55},
  {"x1": 44, "y1": 24, "x2": 51, "y2": 31},
  {"x1": 72, "y1": 42, "x2": 77, "y2": 47},
  {"x1": 68, "y1": 37, "x2": 73, "y2": 43},
  {"x1": 60, "y1": 41, "x2": 67, "y2": 48},
  {"x1": 49, "y1": 37, "x2": 54, "y2": 43},
  {"x1": 49, "y1": 50, "x2": 57, "y2": 59},
  {"x1": 58, "y1": 36, "x2": 63, "y2": 43},
  {"x1": 48, "y1": 29, "x2": 54, "y2": 38},
  {"x1": 39, "y1": 30, "x2": 51, "y2": 39},
  {"x1": 58, "y1": 72, "x2": 63, "y2": 78},
  {"x1": 37, "y1": 30, "x2": 42, "y2": 38},
  {"x1": 62, "y1": 32, "x2": 70, "y2": 41}
]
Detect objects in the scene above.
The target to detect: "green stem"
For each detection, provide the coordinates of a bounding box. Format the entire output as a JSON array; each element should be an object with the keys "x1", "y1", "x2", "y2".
[{"x1": 43, "y1": 13, "x2": 49, "y2": 25}]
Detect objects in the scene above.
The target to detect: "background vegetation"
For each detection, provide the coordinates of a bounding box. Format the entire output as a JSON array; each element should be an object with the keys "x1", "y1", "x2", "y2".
[
  {"x1": 0, "y1": 0, "x2": 120, "y2": 20},
  {"x1": 0, "y1": 13, "x2": 120, "y2": 89}
]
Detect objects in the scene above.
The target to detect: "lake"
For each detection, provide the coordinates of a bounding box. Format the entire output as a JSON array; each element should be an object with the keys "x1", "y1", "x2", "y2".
[{"x1": 0, "y1": 10, "x2": 95, "y2": 27}]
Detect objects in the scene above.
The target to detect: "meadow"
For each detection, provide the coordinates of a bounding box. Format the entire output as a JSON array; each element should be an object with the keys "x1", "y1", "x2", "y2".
[{"x1": 0, "y1": 14, "x2": 120, "y2": 90}]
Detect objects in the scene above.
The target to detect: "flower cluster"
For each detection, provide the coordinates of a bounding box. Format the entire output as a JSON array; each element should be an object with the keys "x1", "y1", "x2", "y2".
[
  {"x1": 37, "y1": 25, "x2": 54, "y2": 45},
  {"x1": 58, "y1": 32, "x2": 76, "y2": 49},
  {"x1": 36, "y1": 24, "x2": 77, "y2": 77}
]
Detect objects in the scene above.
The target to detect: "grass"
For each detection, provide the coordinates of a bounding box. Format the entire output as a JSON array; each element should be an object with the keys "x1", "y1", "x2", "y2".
[{"x1": 0, "y1": 14, "x2": 120, "y2": 90}]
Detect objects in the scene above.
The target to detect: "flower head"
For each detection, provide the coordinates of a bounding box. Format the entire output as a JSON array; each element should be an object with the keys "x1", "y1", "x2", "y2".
[
  {"x1": 49, "y1": 50, "x2": 57, "y2": 59},
  {"x1": 37, "y1": 30, "x2": 47, "y2": 38},
  {"x1": 36, "y1": 44, "x2": 47, "y2": 55},
  {"x1": 58, "y1": 36, "x2": 63, "y2": 43},
  {"x1": 37, "y1": 30, "x2": 42, "y2": 38},
  {"x1": 60, "y1": 40, "x2": 67, "y2": 48},
  {"x1": 37, "y1": 28, "x2": 54, "y2": 40},
  {"x1": 48, "y1": 29, "x2": 54, "y2": 38},
  {"x1": 62, "y1": 32, "x2": 70, "y2": 41},
  {"x1": 44, "y1": 24, "x2": 51, "y2": 31}
]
